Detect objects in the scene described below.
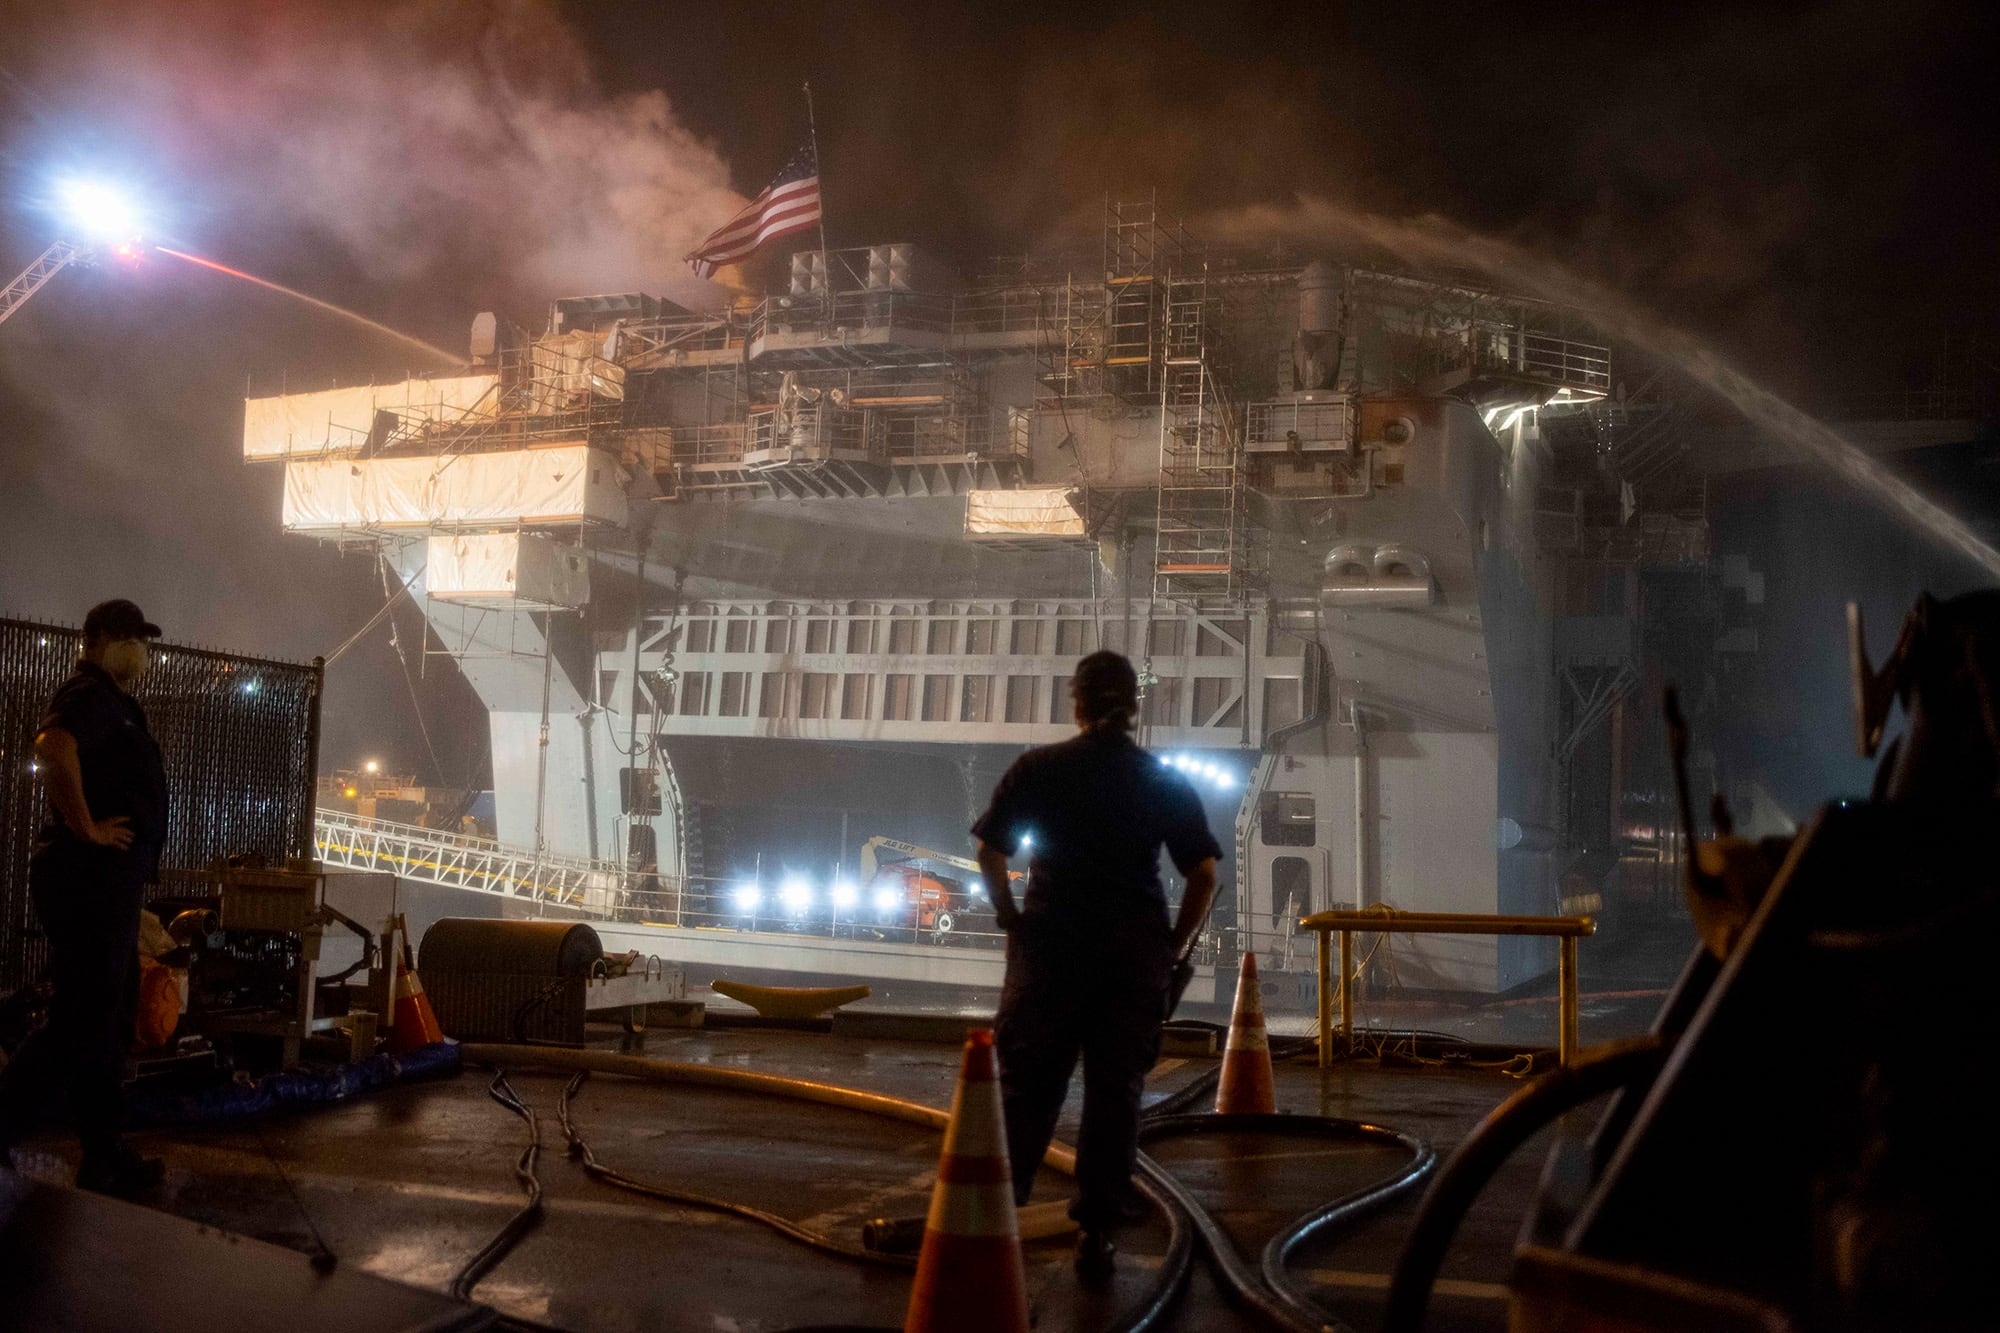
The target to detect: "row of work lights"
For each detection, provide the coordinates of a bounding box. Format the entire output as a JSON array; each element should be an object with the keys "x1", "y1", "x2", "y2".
[{"x1": 1159, "y1": 752, "x2": 1239, "y2": 791}]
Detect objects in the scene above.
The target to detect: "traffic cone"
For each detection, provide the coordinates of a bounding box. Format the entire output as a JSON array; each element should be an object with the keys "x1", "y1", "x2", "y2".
[
  {"x1": 1215, "y1": 952, "x2": 1276, "y2": 1114},
  {"x1": 389, "y1": 933, "x2": 444, "y2": 1052},
  {"x1": 903, "y1": 1029, "x2": 1030, "y2": 1333}
]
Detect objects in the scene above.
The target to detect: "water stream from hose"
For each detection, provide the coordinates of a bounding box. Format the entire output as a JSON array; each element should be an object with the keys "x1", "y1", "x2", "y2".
[
  {"x1": 155, "y1": 246, "x2": 461, "y2": 367},
  {"x1": 1222, "y1": 201, "x2": 2000, "y2": 581}
]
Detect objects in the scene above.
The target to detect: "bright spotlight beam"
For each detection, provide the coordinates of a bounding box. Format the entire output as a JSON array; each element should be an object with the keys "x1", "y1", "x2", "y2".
[{"x1": 55, "y1": 179, "x2": 144, "y2": 245}]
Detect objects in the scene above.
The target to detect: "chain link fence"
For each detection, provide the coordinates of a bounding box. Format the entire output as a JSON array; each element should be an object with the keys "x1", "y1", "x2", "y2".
[{"x1": 0, "y1": 617, "x2": 321, "y2": 992}]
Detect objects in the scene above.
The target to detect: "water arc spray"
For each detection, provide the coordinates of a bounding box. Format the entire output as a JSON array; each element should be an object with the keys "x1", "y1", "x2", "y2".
[
  {"x1": 155, "y1": 246, "x2": 461, "y2": 367},
  {"x1": 1224, "y1": 202, "x2": 2000, "y2": 582}
]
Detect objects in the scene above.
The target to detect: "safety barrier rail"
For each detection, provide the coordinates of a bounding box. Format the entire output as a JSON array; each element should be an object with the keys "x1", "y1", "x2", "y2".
[
  {"x1": 1298, "y1": 910, "x2": 1597, "y2": 1067},
  {"x1": 312, "y1": 808, "x2": 639, "y2": 911}
]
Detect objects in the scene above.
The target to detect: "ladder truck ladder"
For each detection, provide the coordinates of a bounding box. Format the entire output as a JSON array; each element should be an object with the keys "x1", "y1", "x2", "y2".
[{"x1": 0, "y1": 241, "x2": 79, "y2": 327}]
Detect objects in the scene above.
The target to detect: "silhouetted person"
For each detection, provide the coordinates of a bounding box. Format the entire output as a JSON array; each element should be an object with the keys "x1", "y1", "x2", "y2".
[
  {"x1": 973, "y1": 650, "x2": 1219, "y2": 1282},
  {"x1": 0, "y1": 600, "x2": 168, "y2": 1196}
]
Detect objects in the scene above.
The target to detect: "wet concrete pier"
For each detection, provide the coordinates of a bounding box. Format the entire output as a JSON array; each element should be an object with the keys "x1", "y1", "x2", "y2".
[{"x1": 4, "y1": 968, "x2": 1672, "y2": 1333}]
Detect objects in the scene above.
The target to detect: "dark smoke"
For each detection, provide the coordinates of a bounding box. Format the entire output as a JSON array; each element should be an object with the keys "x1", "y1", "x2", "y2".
[
  {"x1": 0, "y1": 0, "x2": 752, "y2": 779},
  {"x1": 6, "y1": 0, "x2": 745, "y2": 300}
]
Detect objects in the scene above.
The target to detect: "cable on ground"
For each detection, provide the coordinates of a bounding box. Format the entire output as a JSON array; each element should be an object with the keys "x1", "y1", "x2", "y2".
[
  {"x1": 448, "y1": 1068, "x2": 549, "y2": 1301},
  {"x1": 457, "y1": 1042, "x2": 1440, "y2": 1333}
]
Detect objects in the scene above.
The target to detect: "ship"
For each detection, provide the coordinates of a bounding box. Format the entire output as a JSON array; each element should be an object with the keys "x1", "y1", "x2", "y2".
[{"x1": 248, "y1": 197, "x2": 1933, "y2": 1002}]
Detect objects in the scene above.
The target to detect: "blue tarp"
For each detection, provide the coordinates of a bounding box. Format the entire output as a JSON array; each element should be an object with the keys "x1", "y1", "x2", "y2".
[{"x1": 125, "y1": 1041, "x2": 461, "y2": 1128}]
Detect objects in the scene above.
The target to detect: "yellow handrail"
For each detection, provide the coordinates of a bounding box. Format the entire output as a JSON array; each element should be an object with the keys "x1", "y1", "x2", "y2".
[{"x1": 1296, "y1": 910, "x2": 1597, "y2": 1067}]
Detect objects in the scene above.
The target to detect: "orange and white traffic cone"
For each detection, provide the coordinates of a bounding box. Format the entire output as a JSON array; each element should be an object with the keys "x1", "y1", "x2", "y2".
[
  {"x1": 903, "y1": 1028, "x2": 1030, "y2": 1333},
  {"x1": 388, "y1": 935, "x2": 444, "y2": 1052},
  {"x1": 1215, "y1": 952, "x2": 1276, "y2": 1114}
]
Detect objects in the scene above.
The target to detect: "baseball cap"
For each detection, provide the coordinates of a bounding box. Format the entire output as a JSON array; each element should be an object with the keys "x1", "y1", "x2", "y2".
[
  {"x1": 1071, "y1": 650, "x2": 1139, "y2": 711},
  {"x1": 83, "y1": 599, "x2": 163, "y2": 641}
]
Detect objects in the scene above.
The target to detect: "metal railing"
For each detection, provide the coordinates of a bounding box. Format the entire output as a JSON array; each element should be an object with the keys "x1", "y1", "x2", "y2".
[
  {"x1": 1245, "y1": 397, "x2": 1357, "y2": 450},
  {"x1": 751, "y1": 289, "x2": 958, "y2": 344},
  {"x1": 747, "y1": 284, "x2": 1090, "y2": 350},
  {"x1": 1518, "y1": 330, "x2": 1611, "y2": 394},
  {"x1": 312, "y1": 808, "x2": 633, "y2": 912},
  {"x1": 949, "y1": 286, "x2": 1051, "y2": 338},
  {"x1": 744, "y1": 403, "x2": 884, "y2": 461},
  {"x1": 1299, "y1": 909, "x2": 1598, "y2": 1067}
]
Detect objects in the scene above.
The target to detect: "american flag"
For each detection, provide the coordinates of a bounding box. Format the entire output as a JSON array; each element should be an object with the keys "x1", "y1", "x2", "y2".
[{"x1": 684, "y1": 143, "x2": 822, "y2": 280}]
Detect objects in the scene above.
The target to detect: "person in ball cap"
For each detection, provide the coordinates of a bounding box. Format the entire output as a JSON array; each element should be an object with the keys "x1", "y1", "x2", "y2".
[
  {"x1": 0, "y1": 599, "x2": 168, "y2": 1196},
  {"x1": 972, "y1": 649, "x2": 1220, "y2": 1282}
]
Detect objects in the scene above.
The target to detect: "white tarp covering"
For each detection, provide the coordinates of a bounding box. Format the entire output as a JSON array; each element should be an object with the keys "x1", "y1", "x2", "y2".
[
  {"x1": 965, "y1": 486, "x2": 1086, "y2": 539},
  {"x1": 427, "y1": 531, "x2": 590, "y2": 610},
  {"x1": 243, "y1": 373, "x2": 498, "y2": 459},
  {"x1": 282, "y1": 444, "x2": 626, "y2": 533}
]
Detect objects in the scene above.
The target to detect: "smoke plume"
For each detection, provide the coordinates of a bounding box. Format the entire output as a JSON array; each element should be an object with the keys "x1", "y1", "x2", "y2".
[{"x1": 9, "y1": 0, "x2": 744, "y2": 300}]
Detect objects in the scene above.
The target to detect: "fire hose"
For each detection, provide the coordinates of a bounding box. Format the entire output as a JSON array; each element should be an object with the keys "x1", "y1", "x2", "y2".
[{"x1": 450, "y1": 1039, "x2": 1455, "y2": 1333}]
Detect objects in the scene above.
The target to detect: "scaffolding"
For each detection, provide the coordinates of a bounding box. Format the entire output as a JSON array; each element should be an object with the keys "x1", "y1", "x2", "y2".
[
  {"x1": 1034, "y1": 276, "x2": 1110, "y2": 413},
  {"x1": 1152, "y1": 230, "x2": 1252, "y2": 609}
]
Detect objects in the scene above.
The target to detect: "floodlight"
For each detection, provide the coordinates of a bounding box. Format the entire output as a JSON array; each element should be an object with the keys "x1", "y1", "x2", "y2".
[
  {"x1": 780, "y1": 876, "x2": 814, "y2": 914},
  {"x1": 873, "y1": 886, "x2": 901, "y2": 915},
  {"x1": 364, "y1": 759, "x2": 380, "y2": 774},
  {"x1": 55, "y1": 178, "x2": 144, "y2": 245},
  {"x1": 830, "y1": 880, "x2": 859, "y2": 911},
  {"x1": 732, "y1": 883, "x2": 763, "y2": 914}
]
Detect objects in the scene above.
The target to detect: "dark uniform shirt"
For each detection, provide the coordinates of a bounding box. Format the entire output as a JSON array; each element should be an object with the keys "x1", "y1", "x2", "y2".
[
  {"x1": 36, "y1": 661, "x2": 168, "y2": 882},
  {"x1": 972, "y1": 727, "x2": 1222, "y2": 930}
]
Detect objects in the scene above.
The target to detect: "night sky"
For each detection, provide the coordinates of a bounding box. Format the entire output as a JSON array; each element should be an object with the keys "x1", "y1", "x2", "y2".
[{"x1": 1, "y1": 0, "x2": 1993, "y2": 787}]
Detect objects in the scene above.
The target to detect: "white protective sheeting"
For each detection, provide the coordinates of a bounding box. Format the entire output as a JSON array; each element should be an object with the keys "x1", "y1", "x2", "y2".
[
  {"x1": 243, "y1": 373, "x2": 498, "y2": 459},
  {"x1": 427, "y1": 532, "x2": 591, "y2": 610},
  {"x1": 282, "y1": 444, "x2": 626, "y2": 533},
  {"x1": 965, "y1": 486, "x2": 1086, "y2": 539}
]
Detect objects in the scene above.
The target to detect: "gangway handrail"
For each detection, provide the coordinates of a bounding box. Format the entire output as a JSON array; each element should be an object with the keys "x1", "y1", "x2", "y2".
[
  {"x1": 311, "y1": 807, "x2": 675, "y2": 912},
  {"x1": 315, "y1": 806, "x2": 617, "y2": 872},
  {"x1": 1298, "y1": 908, "x2": 1597, "y2": 1067}
]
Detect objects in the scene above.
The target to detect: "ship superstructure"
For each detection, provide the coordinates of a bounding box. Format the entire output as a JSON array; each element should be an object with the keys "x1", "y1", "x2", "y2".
[{"x1": 247, "y1": 198, "x2": 1699, "y2": 994}]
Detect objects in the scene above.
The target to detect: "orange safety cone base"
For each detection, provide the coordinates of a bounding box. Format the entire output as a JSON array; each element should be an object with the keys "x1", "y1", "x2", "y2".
[
  {"x1": 903, "y1": 1029, "x2": 1031, "y2": 1333},
  {"x1": 1216, "y1": 953, "x2": 1277, "y2": 1115},
  {"x1": 905, "y1": 1232, "x2": 1031, "y2": 1333},
  {"x1": 389, "y1": 954, "x2": 445, "y2": 1051}
]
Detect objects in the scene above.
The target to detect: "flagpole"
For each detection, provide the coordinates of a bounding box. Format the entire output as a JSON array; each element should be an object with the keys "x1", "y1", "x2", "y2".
[{"x1": 803, "y1": 80, "x2": 832, "y2": 333}]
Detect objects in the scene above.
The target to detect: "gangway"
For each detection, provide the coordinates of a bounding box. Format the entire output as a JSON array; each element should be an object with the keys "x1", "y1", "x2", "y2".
[{"x1": 312, "y1": 807, "x2": 636, "y2": 914}]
